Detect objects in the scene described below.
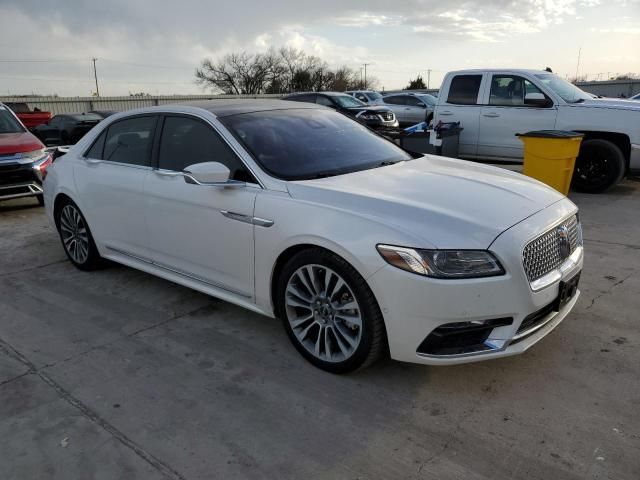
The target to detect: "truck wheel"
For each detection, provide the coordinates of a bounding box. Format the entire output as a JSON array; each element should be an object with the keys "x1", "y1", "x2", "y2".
[{"x1": 572, "y1": 139, "x2": 625, "y2": 193}]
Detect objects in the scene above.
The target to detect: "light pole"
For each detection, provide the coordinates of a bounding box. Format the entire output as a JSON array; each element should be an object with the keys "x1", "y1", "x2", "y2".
[{"x1": 92, "y1": 58, "x2": 100, "y2": 96}]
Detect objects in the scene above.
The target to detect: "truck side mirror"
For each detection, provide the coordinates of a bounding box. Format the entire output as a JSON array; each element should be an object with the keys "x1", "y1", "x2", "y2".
[{"x1": 525, "y1": 93, "x2": 553, "y2": 108}]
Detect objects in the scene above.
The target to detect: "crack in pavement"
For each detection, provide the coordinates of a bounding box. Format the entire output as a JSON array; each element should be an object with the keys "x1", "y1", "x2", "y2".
[
  {"x1": 0, "y1": 304, "x2": 214, "y2": 480},
  {"x1": 37, "y1": 303, "x2": 215, "y2": 373},
  {"x1": 583, "y1": 238, "x2": 640, "y2": 251},
  {"x1": 585, "y1": 273, "x2": 634, "y2": 310}
]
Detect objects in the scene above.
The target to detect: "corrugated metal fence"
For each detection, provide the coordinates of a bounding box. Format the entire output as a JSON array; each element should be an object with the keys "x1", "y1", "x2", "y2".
[
  {"x1": 0, "y1": 94, "x2": 284, "y2": 115},
  {"x1": 576, "y1": 80, "x2": 640, "y2": 98}
]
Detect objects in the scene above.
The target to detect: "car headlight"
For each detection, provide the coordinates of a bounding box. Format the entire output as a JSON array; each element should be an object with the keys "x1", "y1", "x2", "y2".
[
  {"x1": 376, "y1": 245, "x2": 505, "y2": 279},
  {"x1": 18, "y1": 148, "x2": 48, "y2": 161}
]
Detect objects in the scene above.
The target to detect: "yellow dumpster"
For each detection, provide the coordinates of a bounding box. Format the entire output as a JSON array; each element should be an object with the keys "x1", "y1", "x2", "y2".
[{"x1": 516, "y1": 130, "x2": 583, "y2": 195}]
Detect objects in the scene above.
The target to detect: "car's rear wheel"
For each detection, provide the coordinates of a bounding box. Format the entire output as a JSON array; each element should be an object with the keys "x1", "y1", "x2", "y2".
[
  {"x1": 277, "y1": 249, "x2": 386, "y2": 373},
  {"x1": 56, "y1": 199, "x2": 103, "y2": 270},
  {"x1": 572, "y1": 139, "x2": 625, "y2": 193}
]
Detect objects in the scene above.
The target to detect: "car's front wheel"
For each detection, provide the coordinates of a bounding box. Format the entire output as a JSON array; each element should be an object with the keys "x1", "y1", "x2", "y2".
[
  {"x1": 572, "y1": 139, "x2": 625, "y2": 193},
  {"x1": 277, "y1": 249, "x2": 386, "y2": 373},
  {"x1": 55, "y1": 199, "x2": 103, "y2": 270}
]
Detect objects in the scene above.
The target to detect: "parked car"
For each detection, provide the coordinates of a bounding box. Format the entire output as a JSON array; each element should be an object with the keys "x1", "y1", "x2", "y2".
[
  {"x1": 432, "y1": 69, "x2": 640, "y2": 192},
  {"x1": 44, "y1": 100, "x2": 583, "y2": 373},
  {"x1": 33, "y1": 113, "x2": 102, "y2": 146},
  {"x1": 88, "y1": 110, "x2": 118, "y2": 119},
  {"x1": 380, "y1": 93, "x2": 437, "y2": 126},
  {"x1": 4, "y1": 102, "x2": 52, "y2": 130},
  {"x1": 630, "y1": 93, "x2": 640, "y2": 101},
  {"x1": 344, "y1": 90, "x2": 384, "y2": 105},
  {"x1": 0, "y1": 103, "x2": 52, "y2": 205},
  {"x1": 282, "y1": 92, "x2": 398, "y2": 129}
]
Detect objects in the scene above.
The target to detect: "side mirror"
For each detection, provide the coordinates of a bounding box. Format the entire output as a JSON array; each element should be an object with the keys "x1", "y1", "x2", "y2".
[
  {"x1": 525, "y1": 93, "x2": 553, "y2": 107},
  {"x1": 183, "y1": 162, "x2": 244, "y2": 188}
]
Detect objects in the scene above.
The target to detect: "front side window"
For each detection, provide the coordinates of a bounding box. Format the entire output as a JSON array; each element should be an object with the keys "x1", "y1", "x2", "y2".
[
  {"x1": 489, "y1": 75, "x2": 547, "y2": 106},
  {"x1": 447, "y1": 75, "x2": 482, "y2": 105},
  {"x1": 85, "y1": 130, "x2": 107, "y2": 159},
  {"x1": 0, "y1": 106, "x2": 24, "y2": 134},
  {"x1": 404, "y1": 96, "x2": 423, "y2": 107},
  {"x1": 158, "y1": 116, "x2": 254, "y2": 182},
  {"x1": 315, "y1": 95, "x2": 334, "y2": 107},
  {"x1": 366, "y1": 92, "x2": 383, "y2": 101},
  {"x1": 103, "y1": 116, "x2": 156, "y2": 167},
  {"x1": 355, "y1": 93, "x2": 368, "y2": 102},
  {"x1": 332, "y1": 95, "x2": 366, "y2": 108},
  {"x1": 221, "y1": 108, "x2": 413, "y2": 181},
  {"x1": 383, "y1": 96, "x2": 405, "y2": 105}
]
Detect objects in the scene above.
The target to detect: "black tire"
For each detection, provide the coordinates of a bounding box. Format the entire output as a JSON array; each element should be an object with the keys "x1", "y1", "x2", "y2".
[
  {"x1": 55, "y1": 198, "x2": 103, "y2": 271},
  {"x1": 426, "y1": 112, "x2": 433, "y2": 125},
  {"x1": 276, "y1": 248, "x2": 386, "y2": 374},
  {"x1": 36, "y1": 194, "x2": 44, "y2": 206},
  {"x1": 572, "y1": 139, "x2": 625, "y2": 193}
]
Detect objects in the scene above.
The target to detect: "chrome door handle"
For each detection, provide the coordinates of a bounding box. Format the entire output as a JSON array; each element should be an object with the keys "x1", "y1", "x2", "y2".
[
  {"x1": 439, "y1": 110, "x2": 453, "y2": 116},
  {"x1": 154, "y1": 169, "x2": 183, "y2": 177},
  {"x1": 482, "y1": 113, "x2": 500, "y2": 118},
  {"x1": 85, "y1": 158, "x2": 101, "y2": 165}
]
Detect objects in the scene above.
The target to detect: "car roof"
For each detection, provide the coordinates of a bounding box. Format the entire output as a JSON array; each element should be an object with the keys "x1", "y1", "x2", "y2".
[
  {"x1": 180, "y1": 99, "x2": 321, "y2": 117},
  {"x1": 447, "y1": 68, "x2": 551, "y2": 75},
  {"x1": 284, "y1": 91, "x2": 351, "y2": 98}
]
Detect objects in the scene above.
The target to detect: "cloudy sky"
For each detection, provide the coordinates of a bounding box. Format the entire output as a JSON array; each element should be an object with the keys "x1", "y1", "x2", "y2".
[{"x1": 0, "y1": 0, "x2": 638, "y2": 96}]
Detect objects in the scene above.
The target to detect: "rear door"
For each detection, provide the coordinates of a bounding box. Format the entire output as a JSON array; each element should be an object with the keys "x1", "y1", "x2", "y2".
[
  {"x1": 434, "y1": 74, "x2": 486, "y2": 157},
  {"x1": 477, "y1": 74, "x2": 558, "y2": 161},
  {"x1": 73, "y1": 115, "x2": 157, "y2": 258},
  {"x1": 403, "y1": 96, "x2": 428, "y2": 124}
]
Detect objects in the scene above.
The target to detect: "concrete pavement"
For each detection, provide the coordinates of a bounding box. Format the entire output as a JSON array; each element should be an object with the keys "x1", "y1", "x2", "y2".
[{"x1": 0, "y1": 177, "x2": 639, "y2": 480}]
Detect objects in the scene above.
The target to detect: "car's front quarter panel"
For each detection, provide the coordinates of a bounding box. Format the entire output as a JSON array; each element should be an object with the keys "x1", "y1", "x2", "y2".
[
  {"x1": 43, "y1": 154, "x2": 78, "y2": 225},
  {"x1": 252, "y1": 190, "x2": 431, "y2": 316}
]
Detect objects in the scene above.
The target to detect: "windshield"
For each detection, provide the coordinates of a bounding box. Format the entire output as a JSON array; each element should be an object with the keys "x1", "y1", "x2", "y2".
[
  {"x1": 333, "y1": 95, "x2": 366, "y2": 108},
  {"x1": 221, "y1": 108, "x2": 413, "y2": 181},
  {"x1": 366, "y1": 92, "x2": 383, "y2": 101},
  {"x1": 534, "y1": 73, "x2": 591, "y2": 103},
  {"x1": 0, "y1": 106, "x2": 25, "y2": 134}
]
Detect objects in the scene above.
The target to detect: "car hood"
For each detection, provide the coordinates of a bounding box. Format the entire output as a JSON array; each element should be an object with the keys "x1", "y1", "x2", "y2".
[
  {"x1": 570, "y1": 98, "x2": 640, "y2": 112},
  {"x1": 287, "y1": 156, "x2": 565, "y2": 249},
  {"x1": 0, "y1": 131, "x2": 45, "y2": 155}
]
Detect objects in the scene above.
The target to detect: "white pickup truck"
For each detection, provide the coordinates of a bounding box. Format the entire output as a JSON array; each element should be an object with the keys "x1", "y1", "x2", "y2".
[{"x1": 432, "y1": 69, "x2": 640, "y2": 192}]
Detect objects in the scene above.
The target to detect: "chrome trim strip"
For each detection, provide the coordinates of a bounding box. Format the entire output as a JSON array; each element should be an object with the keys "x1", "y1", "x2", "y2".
[
  {"x1": 220, "y1": 210, "x2": 274, "y2": 227},
  {"x1": 105, "y1": 245, "x2": 252, "y2": 298},
  {"x1": 530, "y1": 245, "x2": 583, "y2": 292},
  {"x1": 512, "y1": 311, "x2": 559, "y2": 341}
]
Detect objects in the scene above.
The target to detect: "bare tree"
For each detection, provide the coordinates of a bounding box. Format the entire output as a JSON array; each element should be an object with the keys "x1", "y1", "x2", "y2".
[{"x1": 196, "y1": 50, "x2": 281, "y2": 94}]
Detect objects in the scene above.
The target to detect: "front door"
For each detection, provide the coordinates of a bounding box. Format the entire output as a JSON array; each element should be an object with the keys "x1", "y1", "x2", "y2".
[
  {"x1": 143, "y1": 114, "x2": 259, "y2": 299},
  {"x1": 73, "y1": 115, "x2": 158, "y2": 258},
  {"x1": 477, "y1": 74, "x2": 558, "y2": 161}
]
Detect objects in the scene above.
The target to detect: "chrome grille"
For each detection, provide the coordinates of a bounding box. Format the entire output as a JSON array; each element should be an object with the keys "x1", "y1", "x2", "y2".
[{"x1": 523, "y1": 215, "x2": 580, "y2": 281}]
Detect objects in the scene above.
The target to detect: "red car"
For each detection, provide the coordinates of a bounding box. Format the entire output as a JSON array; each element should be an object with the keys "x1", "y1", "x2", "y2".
[{"x1": 0, "y1": 103, "x2": 52, "y2": 206}]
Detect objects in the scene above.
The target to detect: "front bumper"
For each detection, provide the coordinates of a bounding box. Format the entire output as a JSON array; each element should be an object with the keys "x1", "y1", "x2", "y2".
[
  {"x1": 367, "y1": 199, "x2": 583, "y2": 365},
  {"x1": 0, "y1": 161, "x2": 43, "y2": 201}
]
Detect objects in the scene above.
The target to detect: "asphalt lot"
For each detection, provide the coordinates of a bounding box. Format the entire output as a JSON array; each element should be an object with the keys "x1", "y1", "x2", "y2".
[{"x1": 1, "y1": 176, "x2": 639, "y2": 480}]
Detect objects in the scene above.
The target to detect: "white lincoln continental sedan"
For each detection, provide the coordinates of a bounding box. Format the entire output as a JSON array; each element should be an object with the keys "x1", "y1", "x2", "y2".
[{"x1": 43, "y1": 100, "x2": 583, "y2": 373}]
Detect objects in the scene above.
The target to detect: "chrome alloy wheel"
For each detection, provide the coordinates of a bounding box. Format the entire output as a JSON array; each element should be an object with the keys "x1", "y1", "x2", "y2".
[
  {"x1": 59, "y1": 204, "x2": 89, "y2": 264},
  {"x1": 285, "y1": 264, "x2": 362, "y2": 363}
]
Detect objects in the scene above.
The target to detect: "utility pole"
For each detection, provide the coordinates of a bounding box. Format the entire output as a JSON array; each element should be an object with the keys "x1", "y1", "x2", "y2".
[
  {"x1": 427, "y1": 69, "x2": 431, "y2": 89},
  {"x1": 363, "y1": 63, "x2": 370, "y2": 89},
  {"x1": 574, "y1": 48, "x2": 581, "y2": 82},
  {"x1": 92, "y1": 58, "x2": 100, "y2": 97},
  {"x1": 360, "y1": 67, "x2": 363, "y2": 87}
]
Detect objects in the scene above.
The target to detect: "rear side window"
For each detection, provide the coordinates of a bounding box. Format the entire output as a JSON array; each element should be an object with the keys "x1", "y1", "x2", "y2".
[
  {"x1": 103, "y1": 116, "x2": 156, "y2": 167},
  {"x1": 315, "y1": 95, "x2": 334, "y2": 107},
  {"x1": 85, "y1": 130, "x2": 107, "y2": 159},
  {"x1": 158, "y1": 116, "x2": 255, "y2": 182},
  {"x1": 447, "y1": 75, "x2": 482, "y2": 105},
  {"x1": 286, "y1": 94, "x2": 315, "y2": 103}
]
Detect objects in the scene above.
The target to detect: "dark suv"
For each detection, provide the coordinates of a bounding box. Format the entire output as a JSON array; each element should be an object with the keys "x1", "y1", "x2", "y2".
[
  {"x1": 282, "y1": 92, "x2": 398, "y2": 129},
  {"x1": 0, "y1": 103, "x2": 52, "y2": 205}
]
